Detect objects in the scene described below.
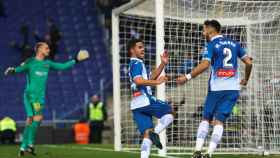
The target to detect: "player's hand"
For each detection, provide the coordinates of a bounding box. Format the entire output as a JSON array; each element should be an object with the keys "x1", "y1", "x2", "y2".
[
  {"x1": 160, "y1": 50, "x2": 169, "y2": 65},
  {"x1": 176, "y1": 74, "x2": 187, "y2": 85},
  {"x1": 157, "y1": 75, "x2": 168, "y2": 84},
  {"x1": 240, "y1": 79, "x2": 248, "y2": 86},
  {"x1": 4, "y1": 67, "x2": 15, "y2": 75},
  {"x1": 76, "y1": 50, "x2": 90, "y2": 62}
]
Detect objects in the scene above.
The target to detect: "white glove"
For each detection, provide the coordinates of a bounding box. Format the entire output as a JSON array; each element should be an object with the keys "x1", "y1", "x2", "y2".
[
  {"x1": 4, "y1": 67, "x2": 15, "y2": 75},
  {"x1": 76, "y1": 50, "x2": 90, "y2": 62}
]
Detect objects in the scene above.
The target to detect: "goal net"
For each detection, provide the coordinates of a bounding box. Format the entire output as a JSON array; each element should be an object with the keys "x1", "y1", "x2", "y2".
[{"x1": 112, "y1": 0, "x2": 280, "y2": 155}]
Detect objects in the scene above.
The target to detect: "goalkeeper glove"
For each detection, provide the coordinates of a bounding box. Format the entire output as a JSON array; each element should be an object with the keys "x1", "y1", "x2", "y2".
[
  {"x1": 4, "y1": 67, "x2": 15, "y2": 75},
  {"x1": 75, "y1": 50, "x2": 90, "y2": 63}
]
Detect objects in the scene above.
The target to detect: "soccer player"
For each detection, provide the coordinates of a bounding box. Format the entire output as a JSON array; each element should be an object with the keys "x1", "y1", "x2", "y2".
[
  {"x1": 128, "y1": 39, "x2": 174, "y2": 158},
  {"x1": 176, "y1": 20, "x2": 253, "y2": 158},
  {"x1": 4, "y1": 42, "x2": 89, "y2": 157}
]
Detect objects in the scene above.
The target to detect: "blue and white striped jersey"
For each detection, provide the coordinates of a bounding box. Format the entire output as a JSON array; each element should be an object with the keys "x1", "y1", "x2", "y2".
[
  {"x1": 202, "y1": 35, "x2": 247, "y2": 91},
  {"x1": 128, "y1": 58, "x2": 153, "y2": 110}
]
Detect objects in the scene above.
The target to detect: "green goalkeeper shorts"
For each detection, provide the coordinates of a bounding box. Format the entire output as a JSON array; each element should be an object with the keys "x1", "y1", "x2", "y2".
[{"x1": 24, "y1": 93, "x2": 45, "y2": 117}]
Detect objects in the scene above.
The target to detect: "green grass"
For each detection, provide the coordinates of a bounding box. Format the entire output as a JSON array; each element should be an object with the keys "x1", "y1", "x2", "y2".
[{"x1": 0, "y1": 144, "x2": 279, "y2": 158}]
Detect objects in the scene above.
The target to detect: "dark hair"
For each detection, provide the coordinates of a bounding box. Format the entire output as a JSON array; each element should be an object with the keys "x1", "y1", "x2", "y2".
[
  {"x1": 34, "y1": 42, "x2": 46, "y2": 52},
  {"x1": 127, "y1": 38, "x2": 143, "y2": 57},
  {"x1": 204, "y1": 19, "x2": 221, "y2": 32}
]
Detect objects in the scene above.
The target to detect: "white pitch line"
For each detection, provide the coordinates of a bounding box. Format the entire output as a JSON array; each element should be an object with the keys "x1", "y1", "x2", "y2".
[{"x1": 43, "y1": 145, "x2": 181, "y2": 158}]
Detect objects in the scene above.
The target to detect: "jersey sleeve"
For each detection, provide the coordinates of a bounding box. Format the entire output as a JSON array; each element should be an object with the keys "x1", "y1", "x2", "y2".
[
  {"x1": 15, "y1": 59, "x2": 31, "y2": 73},
  {"x1": 130, "y1": 62, "x2": 143, "y2": 80},
  {"x1": 237, "y1": 43, "x2": 248, "y2": 59},
  {"x1": 202, "y1": 43, "x2": 214, "y2": 62},
  {"x1": 48, "y1": 59, "x2": 76, "y2": 70}
]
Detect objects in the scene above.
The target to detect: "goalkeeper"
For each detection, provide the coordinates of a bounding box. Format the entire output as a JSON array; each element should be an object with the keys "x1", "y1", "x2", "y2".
[{"x1": 4, "y1": 42, "x2": 90, "y2": 157}]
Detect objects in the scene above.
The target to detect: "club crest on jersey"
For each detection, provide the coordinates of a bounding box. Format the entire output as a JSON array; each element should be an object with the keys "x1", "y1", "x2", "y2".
[
  {"x1": 216, "y1": 69, "x2": 235, "y2": 77},
  {"x1": 44, "y1": 64, "x2": 50, "y2": 68}
]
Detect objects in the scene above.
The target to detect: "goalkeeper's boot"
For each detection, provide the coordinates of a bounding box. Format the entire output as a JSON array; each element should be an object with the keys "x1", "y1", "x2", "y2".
[
  {"x1": 18, "y1": 149, "x2": 25, "y2": 157},
  {"x1": 26, "y1": 145, "x2": 37, "y2": 156},
  {"x1": 192, "y1": 151, "x2": 203, "y2": 158},
  {"x1": 149, "y1": 131, "x2": 163, "y2": 149},
  {"x1": 203, "y1": 153, "x2": 211, "y2": 158}
]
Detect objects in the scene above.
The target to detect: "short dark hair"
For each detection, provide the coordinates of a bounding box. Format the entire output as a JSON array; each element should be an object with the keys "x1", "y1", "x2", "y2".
[
  {"x1": 204, "y1": 19, "x2": 221, "y2": 32},
  {"x1": 127, "y1": 38, "x2": 143, "y2": 57}
]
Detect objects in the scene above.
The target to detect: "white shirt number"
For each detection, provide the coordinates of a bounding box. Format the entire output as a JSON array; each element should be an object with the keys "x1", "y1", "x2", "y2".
[{"x1": 223, "y1": 48, "x2": 233, "y2": 68}]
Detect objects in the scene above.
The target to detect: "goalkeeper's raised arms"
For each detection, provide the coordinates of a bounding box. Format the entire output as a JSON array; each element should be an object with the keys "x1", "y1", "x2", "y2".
[
  {"x1": 4, "y1": 67, "x2": 15, "y2": 76},
  {"x1": 75, "y1": 50, "x2": 90, "y2": 62}
]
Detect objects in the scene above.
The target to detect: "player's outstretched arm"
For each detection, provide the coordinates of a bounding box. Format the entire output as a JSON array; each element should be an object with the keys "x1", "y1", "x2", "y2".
[
  {"x1": 150, "y1": 50, "x2": 168, "y2": 80},
  {"x1": 49, "y1": 50, "x2": 90, "y2": 70},
  {"x1": 240, "y1": 56, "x2": 253, "y2": 86},
  {"x1": 49, "y1": 60, "x2": 76, "y2": 70},
  {"x1": 4, "y1": 60, "x2": 30, "y2": 75},
  {"x1": 176, "y1": 60, "x2": 210, "y2": 84},
  {"x1": 134, "y1": 76, "x2": 168, "y2": 86}
]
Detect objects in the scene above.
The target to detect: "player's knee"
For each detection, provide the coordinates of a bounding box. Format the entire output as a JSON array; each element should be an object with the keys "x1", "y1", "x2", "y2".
[
  {"x1": 143, "y1": 132, "x2": 149, "y2": 138},
  {"x1": 213, "y1": 119, "x2": 224, "y2": 126},
  {"x1": 143, "y1": 129, "x2": 153, "y2": 138}
]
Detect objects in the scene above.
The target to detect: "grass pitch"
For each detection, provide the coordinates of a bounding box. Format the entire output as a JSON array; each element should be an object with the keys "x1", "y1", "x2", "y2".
[{"x1": 0, "y1": 144, "x2": 279, "y2": 158}]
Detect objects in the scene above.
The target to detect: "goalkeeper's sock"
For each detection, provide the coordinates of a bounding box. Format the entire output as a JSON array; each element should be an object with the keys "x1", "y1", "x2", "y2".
[
  {"x1": 141, "y1": 138, "x2": 152, "y2": 158},
  {"x1": 207, "y1": 124, "x2": 224, "y2": 155},
  {"x1": 20, "y1": 125, "x2": 31, "y2": 150},
  {"x1": 28, "y1": 121, "x2": 41, "y2": 146},
  {"x1": 195, "y1": 121, "x2": 209, "y2": 151},
  {"x1": 154, "y1": 114, "x2": 174, "y2": 134}
]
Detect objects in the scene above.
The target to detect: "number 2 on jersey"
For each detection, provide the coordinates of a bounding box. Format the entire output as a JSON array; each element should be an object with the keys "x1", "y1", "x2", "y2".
[{"x1": 223, "y1": 48, "x2": 233, "y2": 68}]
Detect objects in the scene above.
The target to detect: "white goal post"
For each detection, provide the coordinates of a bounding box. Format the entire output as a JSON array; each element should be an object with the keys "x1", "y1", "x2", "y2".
[{"x1": 112, "y1": 0, "x2": 280, "y2": 156}]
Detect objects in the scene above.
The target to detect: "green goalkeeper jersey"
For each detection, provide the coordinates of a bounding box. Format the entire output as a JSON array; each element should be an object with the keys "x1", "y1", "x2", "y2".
[{"x1": 15, "y1": 57, "x2": 76, "y2": 103}]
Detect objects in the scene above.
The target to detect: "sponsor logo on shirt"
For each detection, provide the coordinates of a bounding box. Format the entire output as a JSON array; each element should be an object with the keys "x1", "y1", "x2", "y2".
[
  {"x1": 35, "y1": 71, "x2": 47, "y2": 76},
  {"x1": 216, "y1": 69, "x2": 235, "y2": 77},
  {"x1": 133, "y1": 91, "x2": 142, "y2": 97}
]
